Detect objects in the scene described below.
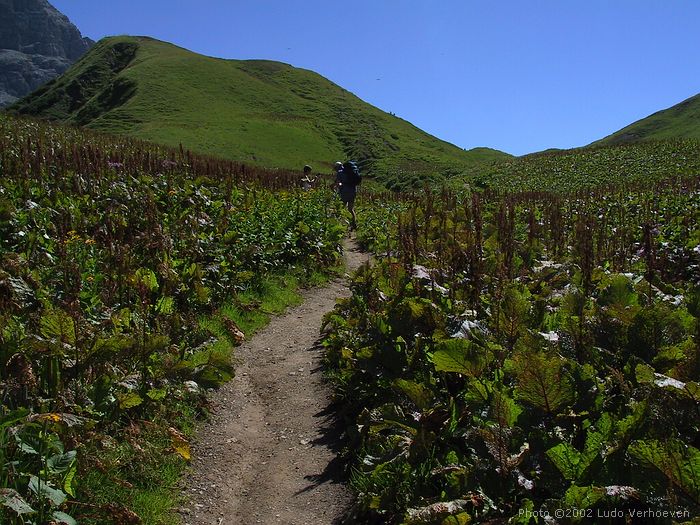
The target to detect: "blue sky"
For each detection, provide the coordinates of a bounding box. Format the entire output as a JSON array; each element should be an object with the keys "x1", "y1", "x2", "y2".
[{"x1": 51, "y1": 0, "x2": 700, "y2": 156}]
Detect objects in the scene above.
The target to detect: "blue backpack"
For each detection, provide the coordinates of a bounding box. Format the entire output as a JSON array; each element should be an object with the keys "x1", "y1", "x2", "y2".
[{"x1": 343, "y1": 161, "x2": 362, "y2": 185}]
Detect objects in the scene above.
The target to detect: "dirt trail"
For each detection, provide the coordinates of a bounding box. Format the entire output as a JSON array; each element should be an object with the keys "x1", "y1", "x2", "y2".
[{"x1": 182, "y1": 239, "x2": 369, "y2": 525}]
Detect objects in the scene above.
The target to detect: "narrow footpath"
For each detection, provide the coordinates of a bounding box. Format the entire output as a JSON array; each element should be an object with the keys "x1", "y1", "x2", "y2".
[{"x1": 182, "y1": 239, "x2": 369, "y2": 525}]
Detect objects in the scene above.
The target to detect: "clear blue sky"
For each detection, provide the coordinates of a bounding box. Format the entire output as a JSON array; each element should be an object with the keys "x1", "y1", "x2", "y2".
[{"x1": 51, "y1": 0, "x2": 700, "y2": 156}]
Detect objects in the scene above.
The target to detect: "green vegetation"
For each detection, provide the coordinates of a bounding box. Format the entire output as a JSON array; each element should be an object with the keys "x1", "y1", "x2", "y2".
[
  {"x1": 220, "y1": 269, "x2": 338, "y2": 336},
  {"x1": 0, "y1": 113, "x2": 346, "y2": 524},
  {"x1": 10, "y1": 36, "x2": 509, "y2": 190},
  {"x1": 326, "y1": 175, "x2": 700, "y2": 523},
  {"x1": 594, "y1": 93, "x2": 700, "y2": 146},
  {"x1": 467, "y1": 139, "x2": 700, "y2": 193},
  {"x1": 4, "y1": 37, "x2": 700, "y2": 524}
]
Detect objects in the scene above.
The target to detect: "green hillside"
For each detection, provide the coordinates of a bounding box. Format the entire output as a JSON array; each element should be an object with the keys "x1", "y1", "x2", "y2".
[
  {"x1": 594, "y1": 92, "x2": 700, "y2": 146},
  {"x1": 463, "y1": 139, "x2": 700, "y2": 193},
  {"x1": 9, "y1": 35, "x2": 509, "y2": 189}
]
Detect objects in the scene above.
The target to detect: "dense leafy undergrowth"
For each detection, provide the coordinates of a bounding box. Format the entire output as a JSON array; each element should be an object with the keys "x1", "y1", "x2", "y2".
[
  {"x1": 325, "y1": 180, "x2": 700, "y2": 524},
  {"x1": 0, "y1": 114, "x2": 345, "y2": 524}
]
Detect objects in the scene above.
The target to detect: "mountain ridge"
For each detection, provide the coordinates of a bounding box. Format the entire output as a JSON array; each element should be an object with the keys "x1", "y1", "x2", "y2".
[
  {"x1": 0, "y1": 0, "x2": 93, "y2": 106},
  {"x1": 10, "y1": 35, "x2": 510, "y2": 188}
]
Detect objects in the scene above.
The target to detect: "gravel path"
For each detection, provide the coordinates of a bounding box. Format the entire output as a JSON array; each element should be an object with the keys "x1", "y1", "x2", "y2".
[{"x1": 182, "y1": 239, "x2": 368, "y2": 525}]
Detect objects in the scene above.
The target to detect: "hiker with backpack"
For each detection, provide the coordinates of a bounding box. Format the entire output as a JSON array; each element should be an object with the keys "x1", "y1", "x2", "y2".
[{"x1": 333, "y1": 160, "x2": 361, "y2": 230}]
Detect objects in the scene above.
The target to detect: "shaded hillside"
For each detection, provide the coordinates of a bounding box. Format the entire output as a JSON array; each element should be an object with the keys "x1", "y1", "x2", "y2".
[
  {"x1": 11, "y1": 36, "x2": 509, "y2": 188},
  {"x1": 0, "y1": 0, "x2": 93, "y2": 106},
  {"x1": 594, "y1": 92, "x2": 700, "y2": 146}
]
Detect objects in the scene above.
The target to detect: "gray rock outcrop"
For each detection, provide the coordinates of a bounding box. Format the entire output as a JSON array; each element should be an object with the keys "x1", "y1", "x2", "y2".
[{"x1": 0, "y1": 0, "x2": 93, "y2": 106}]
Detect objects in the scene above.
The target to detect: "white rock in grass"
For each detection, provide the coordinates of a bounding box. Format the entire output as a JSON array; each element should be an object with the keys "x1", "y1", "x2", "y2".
[
  {"x1": 518, "y1": 472, "x2": 534, "y2": 490},
  {"x1": 534, "y1": 260, "x2": 562, "y2": 272},
  {"x1": 667, "y1": 294, "x2": 684, "y2": 307},
  {"x1": 654, "y1": 373, "x2": 685, "y2": 390},
  {"x1": 428, "y1": 283, "x2": 449, "y2": 296},
  {"x1": 605, "y1": 485, "x2": 640, "y2": 499},
  {"x1": 452, "y1": 319, "x2": 486, "y2": 339},
  {"x1": 412, "y1": 265, "x2": 431, "y2": 280},
  {"x1": 406, "y1": 499, "x2": 470, "y2": 522},
  {"x1": 539, "y1": 331, "x2": 559, "y2": 343},
  {"x1": 184, "y1": 380, "x2": 201, "y2": 393}
]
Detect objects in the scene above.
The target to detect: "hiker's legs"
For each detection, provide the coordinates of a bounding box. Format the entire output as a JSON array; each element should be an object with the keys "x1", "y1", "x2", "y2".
[{"x1": 346, "y1": 199, "x2": 357, "y2": 230}]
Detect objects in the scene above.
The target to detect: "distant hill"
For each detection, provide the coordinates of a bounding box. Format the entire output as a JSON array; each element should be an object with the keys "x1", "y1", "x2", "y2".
[
  {"x1": 0, "y1": 0, "x2": 93, "y2": 107},
  {"x1": 469, "y1": 139, "x2": 700, "y2": 193},
  {"x1": 10, "y1": 36, "x2": 510, "y2": 188},
  {"x1": 593, "y1": 92, "x2": 700, "y2": 146}
]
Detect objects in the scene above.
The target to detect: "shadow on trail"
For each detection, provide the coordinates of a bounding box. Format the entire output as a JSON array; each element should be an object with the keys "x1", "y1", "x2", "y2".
[
  {"x1": 295, "y1": 341, "x2": 352, "y2": 500},
  {"x1": 296, "y1": 404, "x2": 354, "y2": 525}
]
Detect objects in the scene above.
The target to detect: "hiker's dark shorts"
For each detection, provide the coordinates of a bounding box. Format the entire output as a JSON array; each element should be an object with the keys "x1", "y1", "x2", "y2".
[{"x1": 339, "y1": 189, "x2": 356, "y2": 206}]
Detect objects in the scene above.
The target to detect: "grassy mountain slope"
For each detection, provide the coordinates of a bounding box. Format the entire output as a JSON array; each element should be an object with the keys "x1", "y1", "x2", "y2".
[
  {"x1": 10, "y1": 36, "x2": 509, "y2": 188},
  {"x1": 594, "y1": 92, "x2": 700, "y2": 146},
  {"x1": 468, "y1": 139, "x2": 700, "y2": 193}
]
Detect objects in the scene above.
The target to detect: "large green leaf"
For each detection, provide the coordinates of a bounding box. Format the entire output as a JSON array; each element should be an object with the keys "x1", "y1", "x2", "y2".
[
  {"x1": 111, "y1": 308, "x2": 132, "y2": 332},
  {"x1": 498, "y1": 283, "x2": 531, "y2": 347},
  {"x1": 442, "y1": 513, "x2": 472, "y2": 525},
  {"x1": 117, "y1": 392, "x2": 143, "y2": 410},
  {"x1": 388, "y1": 297, "x2": 443, "y2": 338},
  {"x1": 629, "y1": 439, "x2": 700, "y2": 503},
  {"x1": 634, "y1": 363, "x2": 655, "y2": 384},
  {"x1": 686, "y1": 382, "x2": 700, "y2": 402},
  {"x1": 393, "y1": 379, "x2": 434, "y2": 410},
  {"x1": 52, "y1": 511, "x2": 77, "y2": 525},
  {"x1": 40, "y1": 306, "x2": 76, "y2": 347},
  {"x1": 134, "y1": 267, "x2": 159, "y2": 292},
  {"x1": 28, "y1": 476, "x2": 67, "y2": 506},
  {"x1": 563, "y1": 485, "x2": 605, "y2": 511},
  {"x1": 490, "y1": 389, "x2": 522, "y2": 427},
  {"x1": 547, "y1": 413, "x2": 613, "y2": 481},
  {"x1": 464, "y1": 378, "x2": 493, "y2": 405},
  {"x1": 17, "y1": 431, "x2": 43, "y2": 455},
  {"x1": 598, "y1": 274, "x2": 638, "y2": 307},
  {"x1": 430, "y1": 339, "x2": 490, "y2": 377},
  {"x1": 510, "y1": 499, "x2": 537, "y2": 525},
  {"x1": 512, "y1": 351, "x2": 574, "y2": 414},
  {"x1": 147, "y1": 387, "x2": 168, "y2": 401},
  {"x1": 547, "y1": 442, "x2": 587, "y2": 481},
  {"x1": 0, "y1": 488, "x2": 35, "y2": 516},
  {"x1": 614, "y1": 401, "x2": 647, "y2": 450},
  {"x1": 369, "y1": 404, "x2": 419, "y2": 436},
  {"x1": 63, "y1": 461, "x2": 78, "y2": 498},
  {"x1": 156, "y1": 296, "x2": 175, "y2": 314},
  {"x1": 584, "y1": 412, "x2": 614, "y2": 457},
  {"x1": 46, "y1": 450, "x2": 76, "y2": 474}
]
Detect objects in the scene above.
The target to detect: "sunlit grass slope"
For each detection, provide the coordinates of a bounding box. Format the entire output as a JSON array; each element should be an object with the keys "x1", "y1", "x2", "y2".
[
  {"x1": 594, "y1": 92, "x2": 700, "y2": 146},
  {"x1": 11, "y1": 36, "x2": 509, "y2": 189},
  {"x1": 472, "y1": 139, "x2": 700, "y2": 193}
]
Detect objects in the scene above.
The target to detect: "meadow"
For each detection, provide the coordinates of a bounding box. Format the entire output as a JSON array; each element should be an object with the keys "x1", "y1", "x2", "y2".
[
  {"x1": 0, "y1": 114, "x2": 345, "y2": 524},
  {"x1": 1, "y1": 109, "x2": 699, "y2": 524},
  {"x1": 325, "y1": 148, "x2": 700, "y2": 523}
]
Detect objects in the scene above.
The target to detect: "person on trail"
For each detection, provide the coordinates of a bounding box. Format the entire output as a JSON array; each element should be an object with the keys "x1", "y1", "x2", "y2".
[
  {"x1": 334, "y1": 160, "x2": 361, "y2": 230},
  {"x1": 301, "y1": 164, "x2": 315, "y2": 190}
]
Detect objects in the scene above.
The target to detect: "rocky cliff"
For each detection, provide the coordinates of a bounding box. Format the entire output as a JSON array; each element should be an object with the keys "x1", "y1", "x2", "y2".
[{"x1": 0, "y1": 0, "x2": 93, "y2": 106}]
